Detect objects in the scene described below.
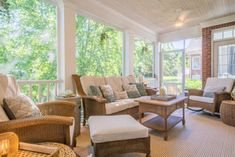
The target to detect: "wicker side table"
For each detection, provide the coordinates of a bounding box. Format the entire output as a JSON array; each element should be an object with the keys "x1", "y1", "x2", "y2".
[
  {"x1": 55, "y1": 95, "x2": 81, "y2": 137},
  {"x1": 220, "y1": 100, "x2": 235, "y2": 126}
]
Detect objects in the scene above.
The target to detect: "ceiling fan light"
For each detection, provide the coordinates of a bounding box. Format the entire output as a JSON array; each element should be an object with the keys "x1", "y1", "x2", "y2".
[{"x1": 175, "y1": 20, "x2": 184, "y2": 27}]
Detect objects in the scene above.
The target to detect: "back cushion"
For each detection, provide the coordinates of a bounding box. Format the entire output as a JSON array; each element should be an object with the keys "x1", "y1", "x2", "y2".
[
  {"x1": 121, "y1": 75, "x2": 136, "y2": 86},
  {"x1": 0, "y1": 74, "x2": 20, "y2": 122},
  {"x1": 205, "y1": 78, "x2": 234, "y2": 93},
  {"x1": 105, "y1": 76, "x2": 123, "y2": 92},
  {"x1": 94, "y1": 77, "x2": 106, "y2": 86},
  {"x1": 0, "y1": 74, "x2": 20, "y2": 105},
  {"x1": 80, "y1": 76, "x2": 95, "y2": 95},
  {"x1": 0, "y1": 105, "x2": 9, "y2": 122}
]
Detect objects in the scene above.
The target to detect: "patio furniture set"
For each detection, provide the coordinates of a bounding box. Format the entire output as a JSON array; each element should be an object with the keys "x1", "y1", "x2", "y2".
[{"x1": 0, "y1": 73, "x2": 234, "y2": 157}]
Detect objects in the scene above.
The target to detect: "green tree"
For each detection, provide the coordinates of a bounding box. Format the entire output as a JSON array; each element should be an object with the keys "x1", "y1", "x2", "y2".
[
  {"x1": 134, "y1": 38, "x2": 153, "y2": 78},
  {"x1": 0, "y1": 0, "x2": 57, "y2": 101},
  {"x1": 76, "y1": 16, "x2": 123, "y2": 76},
  {"x1": 0, "y1": 0, "x2": 57, "y2": 80}
]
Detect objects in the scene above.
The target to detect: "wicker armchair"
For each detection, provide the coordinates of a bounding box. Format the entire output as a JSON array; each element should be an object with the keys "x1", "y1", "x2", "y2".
[
  {"x1": 72, "y1": 74, "x2": 157, "y2": 125},
  {"x1": 187, "y1": 77, "x2": 234, "y2": 114},
  {"x1": 0, "y1": 74, "x2": 78, "y2": 147},
  {"x1": 0, "y1": 115, "x2": 73, "y2": 146}
]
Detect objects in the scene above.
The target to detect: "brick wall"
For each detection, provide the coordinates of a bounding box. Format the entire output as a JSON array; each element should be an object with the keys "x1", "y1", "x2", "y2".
[{"x1": 202, "y1": 21, "x2": 235, "y2": 86}]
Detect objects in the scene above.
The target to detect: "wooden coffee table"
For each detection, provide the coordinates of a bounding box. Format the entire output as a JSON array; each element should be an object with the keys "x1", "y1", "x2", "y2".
[{"x1": 135, "y1": 96, "x2": 187, "y2": 141}]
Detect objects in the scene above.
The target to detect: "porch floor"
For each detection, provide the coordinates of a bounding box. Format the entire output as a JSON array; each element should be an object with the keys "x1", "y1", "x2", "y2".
[{"x1": 74, "y1": 109, "x2": 235, "y2": 157}]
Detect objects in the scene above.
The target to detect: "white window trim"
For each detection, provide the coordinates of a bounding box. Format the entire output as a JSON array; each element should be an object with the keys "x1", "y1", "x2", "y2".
[
  {"x1": 191, "y1": 56, "x2": 201, "y2": 70},
  {"x1": 212, "y1": 39, "x2": 235, "y2": 78}
]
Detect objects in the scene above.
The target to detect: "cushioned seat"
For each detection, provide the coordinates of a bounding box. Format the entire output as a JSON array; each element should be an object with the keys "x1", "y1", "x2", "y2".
[
  {"x1": 88, "y1": 115, "x2": 149, "y2": 143},
  {"x1": 105, "y1": 96, "x2": 150, "y2": 114},
  {"x1": 189, "y1": 96, "x2": 214, "y2": 103},
  {"x1": 105, "y1": 100, "x2": 130, "y2": 114}
]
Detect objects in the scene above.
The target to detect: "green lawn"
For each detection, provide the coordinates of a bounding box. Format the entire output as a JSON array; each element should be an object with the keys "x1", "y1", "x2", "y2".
[{"x1": 163, "y1": 76, "x2": 202, "y2": 89}]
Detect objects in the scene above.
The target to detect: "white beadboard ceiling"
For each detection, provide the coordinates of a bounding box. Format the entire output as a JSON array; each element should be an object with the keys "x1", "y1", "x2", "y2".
[{"x1": 95, "y1": 0, "x2": 235, "y2": 34}]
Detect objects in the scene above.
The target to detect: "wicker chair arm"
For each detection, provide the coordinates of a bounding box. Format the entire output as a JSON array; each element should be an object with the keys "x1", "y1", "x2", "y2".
[
  {"x1": 0, "y1": 116, "x2": 73, "y2": 131},
  {"x1": 37, "y1": 101, "x2": 76, "y2": 117},
  {"x1": 214, "y1": 92, "x2": 231, "y2": 101},
  {"x1": 145, "y1": 87, "x2": 158, "y2": 96},
  {"x1": 188, "y1": 89, "x2": 203, "y2": 96},
  {"x1": 0, "y1": 116, "x2": 73, "y2": 146},
  {"x1": 82, "y1": 96, "x2": 108, "y2": 103}
]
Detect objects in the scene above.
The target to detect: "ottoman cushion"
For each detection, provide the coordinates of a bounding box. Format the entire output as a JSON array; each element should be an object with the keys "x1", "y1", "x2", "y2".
[{"x1": 88, "y1": 115, "x2": 148, "y2": 143}]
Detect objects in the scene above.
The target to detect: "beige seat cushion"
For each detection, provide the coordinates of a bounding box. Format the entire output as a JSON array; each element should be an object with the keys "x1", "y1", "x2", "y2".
[
  {"x1": 105, "y1": 99, "x2": 130, "y2": 114},
  {"x1": 189, "y1": 96, "x2": 214, "y2": 104},
  {"x1": 105, "y1": 99, "x2": 139, "y2": 114},
  {"x1": 88, "y1": 115, "x2": 149, "y2": 143}
]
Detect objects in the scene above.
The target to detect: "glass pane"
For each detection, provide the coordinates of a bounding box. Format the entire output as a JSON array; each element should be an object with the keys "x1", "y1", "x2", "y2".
[
  {"x1": 223, "y1": 29, "x2": 233, "y2": 39},
  {"x1": 161, "y1": 40, "x2": 184, "y2": 51},
  {"x1": 134, "y1": 38, "x2": 153, "y2": 79},
  {"x1": 213, "y1": 32, "x2": 223, "y2": 40},
  {"x1": 185, "y1": 37, "x2": 202, "y2": 89},
  {"x1": 162, "y1": 51, "x2": 183, "y2": 95},
  {"x1": 218, "y1": 54, "x2": 228, "y2": 65},
  {"x1": 75, "y1": 16, "x2": 123, "y2": 76},
  {"x1": 217, "y1": 44, "x2": 235, "y2": 78},
  {"x1": 218, "y1": 46, "x2": 228, "y2": 56}
]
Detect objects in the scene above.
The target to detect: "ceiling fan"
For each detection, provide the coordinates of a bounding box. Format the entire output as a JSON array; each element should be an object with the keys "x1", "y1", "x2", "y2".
[{"x1": 175, "y1": 9, "x2": 191, "y2": 27}]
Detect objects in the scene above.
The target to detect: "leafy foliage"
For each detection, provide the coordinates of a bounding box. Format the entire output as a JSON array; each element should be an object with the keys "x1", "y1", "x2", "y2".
[
  {"x1": 75, "y1": 16, "x2": 123, "y2": 76},
  {"x1": 134, "y1": 38, "x2": 153, "y2": 78},
  {"x1": 0, "y1": 0, "x2": 57, "y2": 80}
]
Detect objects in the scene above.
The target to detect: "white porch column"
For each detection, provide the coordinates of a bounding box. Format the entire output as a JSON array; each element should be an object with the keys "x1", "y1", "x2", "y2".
[
  {"x1": 57, "y1": 1, "x2": 77, "y2": 91},
  {"x1": 123, "y1": 31, "x2": 135, "y2": 76},
  {"x1": 154, "y1": 41, "x2": 161, "y2": 88}
]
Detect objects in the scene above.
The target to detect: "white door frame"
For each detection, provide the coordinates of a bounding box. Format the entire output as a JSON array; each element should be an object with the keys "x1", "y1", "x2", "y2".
[{"x1": 212, "y1": 39, "x2": 235, "y2": 77}]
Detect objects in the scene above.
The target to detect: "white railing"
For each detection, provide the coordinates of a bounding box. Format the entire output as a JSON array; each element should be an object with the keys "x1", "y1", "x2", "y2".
[{"x1": 17, "y1": 80, "x2": 63, "y2": 102}]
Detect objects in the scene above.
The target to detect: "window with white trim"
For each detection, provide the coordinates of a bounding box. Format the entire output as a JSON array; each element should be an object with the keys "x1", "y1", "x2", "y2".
[{"x1": 212, "y1": 26, "x2": 235, "y2": 79}]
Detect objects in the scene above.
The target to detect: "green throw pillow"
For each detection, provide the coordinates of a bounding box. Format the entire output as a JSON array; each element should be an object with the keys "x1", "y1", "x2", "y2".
[
  {"x1": 123, "y1": 84, "x2": 141, "y2": 98},
  {"x1": 88, "y1": 85, "x2": 103, "y2": 97},
  {"x1": 100, "y1": 85, "x2": 116, "y2": 102},
  {"x1": 130, "y1": 83, "x2": 147, "y2": 96}
]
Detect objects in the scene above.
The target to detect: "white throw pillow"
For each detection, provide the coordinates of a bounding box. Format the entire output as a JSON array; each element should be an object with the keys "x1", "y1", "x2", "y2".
[
  {"x1": 203, "y1": 86, "x2": 225, "y2": 98},
  {"x1": 114, "y1": 91, "x2": 128, "y2": 100},
  {"x1": 3, "y1": 94, "x2": 42, "y2": 120}
]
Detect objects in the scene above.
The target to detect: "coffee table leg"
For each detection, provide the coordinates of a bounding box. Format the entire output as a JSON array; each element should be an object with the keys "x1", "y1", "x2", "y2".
[
  {"x1": 182, "y1": 106, "x2": 185, "y2": 125},
  {"x1": 139, "y1": 112, "x2": 142, "y2": 123},
  {"x1": 164, "y1": 117, "x2": 168, "y2": 141}
]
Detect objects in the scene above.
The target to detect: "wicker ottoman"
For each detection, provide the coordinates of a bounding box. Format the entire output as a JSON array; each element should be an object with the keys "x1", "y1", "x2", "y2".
[
  {"x1": 220, "y1": 100, "x2": 235, "y2": 126},
  {"x1": 88, "y1": 115, "x2": 150, "y2": 157}
]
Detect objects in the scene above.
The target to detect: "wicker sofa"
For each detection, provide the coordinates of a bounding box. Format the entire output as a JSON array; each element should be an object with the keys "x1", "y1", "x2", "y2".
[
  {"x1": 187, "y1": 77, "x2": 234, "y2": 114},
  {"x1": 72, "y1": 74, "x2": 157, "y2": 124},
  {"x1": 0, "y1": 74, "x2": 78, "y2": 146}
]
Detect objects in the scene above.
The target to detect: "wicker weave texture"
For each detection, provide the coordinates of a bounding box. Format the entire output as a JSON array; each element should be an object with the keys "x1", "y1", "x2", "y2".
[{"x1": 220, "y1": 101, "x2": 235, "y2": 126}]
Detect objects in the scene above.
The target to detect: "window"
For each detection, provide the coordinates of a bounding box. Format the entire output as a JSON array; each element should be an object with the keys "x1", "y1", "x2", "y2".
[
  {"x1": 160, "y1": 37, "x2": 202, "y2": 94},
  {"x1": 191, "y1": 56, "x2": 200, "y2": 70},
  {"x1": 134, "y1": 37, "x2": 154, "y2": 78},
  {"x1": 0, "y1": 0, "x2": 57, "y2": 80},
  {"x1": 75, "y1": 16, "x2": 123, "y2": 76},
  {"x1": 212, "y1": 27, "x2": 235, "y2": 79},
  {"x1": 217, "y1": 44, "x2": 235, "y2": 78},
  {"x1": 213, "y1": 26, "x2": 235, "y2": 41}
]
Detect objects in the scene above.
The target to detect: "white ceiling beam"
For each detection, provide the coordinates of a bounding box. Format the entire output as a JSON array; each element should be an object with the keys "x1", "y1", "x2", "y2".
[{"x1": 200, "y1": 14, "x2": 235, "y2": 28}]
